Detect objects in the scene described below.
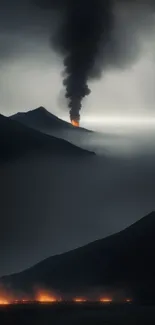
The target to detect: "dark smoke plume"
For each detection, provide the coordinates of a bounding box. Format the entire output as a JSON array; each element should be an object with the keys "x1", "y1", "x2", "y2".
[
  {"x1": 61, "y1": 0, "x2": 113, "y2": 123},
  {"x1": 33, "y1": 0, "x2": 155, "y2": 122},
  {"x1": 33, "y1": 0, "x2": 113, "y2": 122}
]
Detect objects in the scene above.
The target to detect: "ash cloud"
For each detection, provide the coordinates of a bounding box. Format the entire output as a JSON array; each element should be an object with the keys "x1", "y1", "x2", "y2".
[
  {"x1": 33, "y1": 0, "x2": 155, "y2": 120},
  {"x1": 34, "y1": 0, "x2": 113, "y2": 122}
]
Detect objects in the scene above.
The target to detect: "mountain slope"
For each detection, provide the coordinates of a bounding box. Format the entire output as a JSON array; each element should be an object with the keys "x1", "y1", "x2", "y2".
[
  {"x1": 1, "y1": 212, "x2": 155, "y2": 302},
  {"x1": 0, "y1": 114, "x2": 94, "y2": 162},
  {"x1": 10, "y1": 107, "x2": 91, "y2": 134},
  {"x1": 10, "y1": 107, "x2": 95, "y2": 150}
]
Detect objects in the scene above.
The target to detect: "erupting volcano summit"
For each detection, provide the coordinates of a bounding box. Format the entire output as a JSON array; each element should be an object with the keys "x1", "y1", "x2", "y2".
[{"x1": 71, "y1": 119, "x2": 79, "y2": 127}]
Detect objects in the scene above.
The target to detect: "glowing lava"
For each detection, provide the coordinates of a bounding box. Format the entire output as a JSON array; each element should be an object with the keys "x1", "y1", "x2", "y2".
[
  {"x1": 36, "y1": 291, "x2": 57, "y2": 303},
  {"x1": 73, "y1": 298, "x2": 87, "y2": 303},
  {"x1": 37, "y1": 295, "x2": 57, "y2": 303},
  {"x1": 0, "y1": 299, "x2": 9, "y2": 305},
  {"x1": 71, "y1": 120, "x2": 79, "y2": 127},
  {"x1": 100, "y1": 298, "x2": 112, "y2": 303}
]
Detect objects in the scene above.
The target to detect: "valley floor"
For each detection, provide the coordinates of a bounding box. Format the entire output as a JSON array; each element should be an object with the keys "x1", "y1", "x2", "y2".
[{"x1": 0, "y1": 304, "x2": 155, "y2": 325}]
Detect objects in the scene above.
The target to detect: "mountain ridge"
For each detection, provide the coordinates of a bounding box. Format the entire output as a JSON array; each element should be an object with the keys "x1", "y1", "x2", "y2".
[
  {"x1": 10, "y1": 106, "x2": 92, "y2": 133},
  {"x1": 1, "y1": 211, "x2": 155, "y2": 302},
  {"x1": 0, "y1": 113, "x2": 95, "y2": 162}
]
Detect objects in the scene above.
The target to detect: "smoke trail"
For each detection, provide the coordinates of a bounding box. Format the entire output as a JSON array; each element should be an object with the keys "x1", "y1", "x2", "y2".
[
  {"x1": 33, "y1": 0, "x2": 155, "y2": 122},
  {"x1": 61, "y1": 0, "x2": 113, "y2": 123},
  {"x1": 33, "y1": 0, "x2": 113, "y2": 123}
]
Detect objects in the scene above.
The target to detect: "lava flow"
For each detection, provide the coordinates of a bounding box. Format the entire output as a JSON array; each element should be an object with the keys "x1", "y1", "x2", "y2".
[
  {"x1": 73, "y1": 298, "x2": 87, "y2": 303},
  {"x1": 36, "y1": 291, "x2": 58, "y2": 303},
  {"x1": 0, "y1": 299, "x2": 9, "y2": 305},
  {"x1": 71, "y1": 119, "x2": 79, "y2": 127},
  {"x1": 99, "y1": 298, "x2": 112, "y2": 303},
  {"x1": 0, "y1": 287, "x2": 12, "y2": 305}
]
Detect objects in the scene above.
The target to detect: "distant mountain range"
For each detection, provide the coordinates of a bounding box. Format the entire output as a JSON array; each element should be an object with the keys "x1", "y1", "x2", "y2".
[
  {"x1": 0, "y1": 111, "x2": 94, "y2": 162},
  {"x1": 1, "y1": 211, "x2": 155, "y2": 303}
]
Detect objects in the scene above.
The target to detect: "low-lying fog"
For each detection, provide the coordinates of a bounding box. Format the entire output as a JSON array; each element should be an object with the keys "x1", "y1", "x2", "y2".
[
  {"x1": 54, "y1": 120, "x2": 155, "y2": 157},
  {"x1": 0, "y1": 121, "x2": 155, "y2": 276}
]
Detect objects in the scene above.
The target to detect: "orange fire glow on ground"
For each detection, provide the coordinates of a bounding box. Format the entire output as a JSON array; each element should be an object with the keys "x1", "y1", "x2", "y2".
[
  {"x1": 73, "y1": 298, "x2": 87, "y2": 303},
  {"x1": 0, "y1": 299, "x2": 9, "y2": 305},
  {"x1": 35, "y1": 290, "x2": 59, "y2": 303},
  {"x1": 99, "y1": 298, "x2": 113, "y2": 303},
  {"x1": 36, "y1": 294, "x2": 57, "y2": 303},
  {"x1": 0, "y1": 285, "x2": 132, "y2": 306},
  {"x1": 71, "y1": 120, "x2": 79, "y2": 127},
  {"x1": 14, "y1": 300, "x2": 30, "y2": 304},
  {"x1": 0, "y1": 287, "x2": 12, "y2": 305},
  {"x1": 0, "y1": 297, "x2": 134, "y2": 305}
]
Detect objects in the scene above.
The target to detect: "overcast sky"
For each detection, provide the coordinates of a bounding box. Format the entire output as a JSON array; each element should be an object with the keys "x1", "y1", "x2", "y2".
[{"x1": 1, "y1": 0, "x2": 155, "y2": 130}]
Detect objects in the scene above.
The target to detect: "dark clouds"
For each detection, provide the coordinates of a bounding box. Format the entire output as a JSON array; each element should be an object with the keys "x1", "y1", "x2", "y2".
[{"x1": 1, "y1": 0, "x2": 155, "y2": 64}]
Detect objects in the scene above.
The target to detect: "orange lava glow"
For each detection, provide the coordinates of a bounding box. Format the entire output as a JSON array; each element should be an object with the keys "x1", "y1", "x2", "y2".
[
  {"x1": 73, "y1": 298, "x2": 87, "y2": 303},
  {"x1": 71, "y1": 120, "x2": 79, "y2": 127},
  {"x1": 37, "y1": 295, "x2": 57, "y2": 303},
  {"x1": 99, "y1": 298, "x2": 112, "y2": 303},
  {"x1": 36, "y1": 291, "x2": 57, "y2": 303},
  {"x1": 0, "y1": 299, "x2": 9, "y2": 305}
]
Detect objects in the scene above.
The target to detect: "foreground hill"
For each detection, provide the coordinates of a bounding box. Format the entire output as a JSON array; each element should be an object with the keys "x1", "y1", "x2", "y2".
[
  {"x1": 1, "y1": 211, "x2": 155, "y2": 303},
  {"x1": 0, "y1": 114, "x2": 94, "y2": 162}
]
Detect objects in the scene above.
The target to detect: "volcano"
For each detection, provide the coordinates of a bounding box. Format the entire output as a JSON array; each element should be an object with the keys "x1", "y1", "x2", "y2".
[
  {"x1": 10, "y1": 107, "x2": 91, "y2": 135},
  {"x1": 0, "y1": 114, "x2": 94, "y2": 162},
  {"x1": 10, "y1": 107, "x2": 94, "y2": 152},
  {"x1": 1, "y1": 211, "x2": 155, "y2": 303}
]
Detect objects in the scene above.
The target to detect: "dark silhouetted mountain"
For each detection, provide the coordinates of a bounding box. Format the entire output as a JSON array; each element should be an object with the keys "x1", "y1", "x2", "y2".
[
  {"x1": 0, "y1": 114, "x2": 94, "y2": 162},
  {"x1": 10, "y1": 107, "x2": 98, "y2": 153},
  {"x1": 1, "y1": 211, "x2": 155, "y2": 302},
  {"x1": 10, "y1": 107, "x2": 91, "y2": 134}
]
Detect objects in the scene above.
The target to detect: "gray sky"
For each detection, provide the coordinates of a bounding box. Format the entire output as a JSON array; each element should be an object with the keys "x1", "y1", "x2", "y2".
[{"x1": 0, "y1": 0, "x2": 155, "y2": 130}]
